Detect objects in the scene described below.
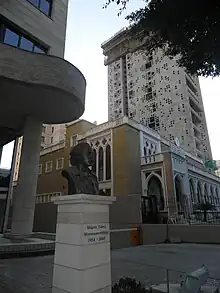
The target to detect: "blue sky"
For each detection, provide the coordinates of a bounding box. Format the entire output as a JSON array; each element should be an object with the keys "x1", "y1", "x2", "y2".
[{"x1": 1, "y1": 0, "x2": 220, "y2": 168}]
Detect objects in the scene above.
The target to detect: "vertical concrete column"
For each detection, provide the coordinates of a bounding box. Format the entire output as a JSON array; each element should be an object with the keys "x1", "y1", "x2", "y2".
[
  {"x1": 0, "y1": 146, "x2": 3, "y2": 165},
  {"x1": 52, "y1": 194, "x2": 116, "y2": 293},
  {"x1": 10, "y1": 116, "x2": 42, "y2": 238}
]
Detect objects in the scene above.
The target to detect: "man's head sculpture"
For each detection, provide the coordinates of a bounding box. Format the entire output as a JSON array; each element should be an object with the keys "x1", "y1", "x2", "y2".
[
  {"x1": 69, "y1": 142, "x2": 93, "y2": 168},
  {"x1": 61, "y1": 142, "x2": 99, "y2": 195}
]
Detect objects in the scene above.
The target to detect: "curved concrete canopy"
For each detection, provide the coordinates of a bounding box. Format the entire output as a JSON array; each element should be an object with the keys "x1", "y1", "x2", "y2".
[{"x1": 0, "y1": 43, "x2": 86, "y2": 145}]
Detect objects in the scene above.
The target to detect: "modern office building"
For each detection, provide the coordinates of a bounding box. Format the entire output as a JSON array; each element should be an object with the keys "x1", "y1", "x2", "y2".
[
  {"x1": 0, "y1": 0, "x2": 86, "y2": 237},
  {"x1": 101, "y1": 28, "x2": 212, "y2": 161}
]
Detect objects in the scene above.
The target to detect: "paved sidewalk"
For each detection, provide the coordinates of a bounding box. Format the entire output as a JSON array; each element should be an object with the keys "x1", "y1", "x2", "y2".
[{"x1": 0, "y1": 244, "x2": 220, "y2": 292}]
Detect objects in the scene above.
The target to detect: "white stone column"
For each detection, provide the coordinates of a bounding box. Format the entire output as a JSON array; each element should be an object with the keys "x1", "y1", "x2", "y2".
[
  {"x1": 10, "y1": 116, "x2": 42, "y2": 238},
  {"x1": 52, "y1": 194, "x2": 116, "y2": 293}
]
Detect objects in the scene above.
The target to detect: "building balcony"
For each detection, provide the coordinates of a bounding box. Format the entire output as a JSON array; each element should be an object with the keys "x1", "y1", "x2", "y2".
[
  {"x1": 0, "y1": 43, "x2": 86, "y2": 145},
  {"x1": 189, "y1": 96, "x2": 203, "y2": 113},
  {"x1": 193, "y1": 125, "x2": 201, "y2": 140},
  {"x1": 191, "y1": 108, "x2": 202, "y2": 126},
  {"x1": 141, "y1": 153, "x2": 164, "y2": 165},
  {"x1": 188, "y1": 87, "x2": 200, "y2": 105},
  {"x1": 195, "y1": 135, "x2": 202, "y2": 146}
]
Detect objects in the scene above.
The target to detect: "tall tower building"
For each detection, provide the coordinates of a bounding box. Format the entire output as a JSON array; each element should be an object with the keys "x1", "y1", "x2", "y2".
[{"x1": 101, "y1": 28, "x2": 212, "y2": 161}]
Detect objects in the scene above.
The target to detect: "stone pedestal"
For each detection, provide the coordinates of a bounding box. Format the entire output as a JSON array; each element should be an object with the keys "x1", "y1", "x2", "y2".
[
  {"x1": 10, "y1": 116, "x2": 42, "y2": 238},
  {"x1": 52, "y1": 194, "x2": 116, "y2": 293}
]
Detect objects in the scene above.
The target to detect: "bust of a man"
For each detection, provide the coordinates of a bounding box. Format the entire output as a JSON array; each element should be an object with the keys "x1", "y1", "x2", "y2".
[{"x1": 61, "y1": 142, "x2": 99, "y2": 195}]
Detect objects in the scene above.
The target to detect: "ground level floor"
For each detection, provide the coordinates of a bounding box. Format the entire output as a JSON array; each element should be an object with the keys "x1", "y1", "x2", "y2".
[{"x1": 0, "y1": 244, "x2": 219, "y2": 293}]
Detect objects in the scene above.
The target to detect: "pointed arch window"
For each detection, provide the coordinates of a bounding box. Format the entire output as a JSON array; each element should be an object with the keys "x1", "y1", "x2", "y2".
[
  {"x1": 98, "y1": 147, "x2": 104, "y2": 181},
  {"x1": 106, "y1": 145, "x2": 111, "y2": 180},
  {"x1": 92, "y1": 149, "x2": 97, "y2": 174}
]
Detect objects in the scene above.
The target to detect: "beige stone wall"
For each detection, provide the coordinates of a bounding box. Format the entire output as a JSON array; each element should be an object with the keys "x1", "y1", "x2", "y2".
[
  {"x1": 0, "y1": 0, "x2": 69, "y2": 57},
  {"x1": 109, "y1": 195, "x2": 141, "y2": 229},
  {"x1": 142, "y1": 224, "x2": 220, "y2": 245},
  {"x1": 163, "y1": 151, "x2": 177, "y2": 217},
  {"x1": 112, "y1": 124, "x2": 142, "y2": 197}
]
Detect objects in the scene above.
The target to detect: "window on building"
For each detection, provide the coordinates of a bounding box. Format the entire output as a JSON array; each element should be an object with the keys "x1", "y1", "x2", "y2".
[
  {"x1": 38, "y1": 164, "x2": 42, "y2": 174},
  {"x1": 51, "y1": 127, "x2": 54, "y2": 133},
  {"x1": 33, "y1": 46, "x2": 45, "y2": 54},
  {"x1": 98, "y1": 147, "x2": 104, "y2": 181},
  {"x1": 20, "y1": 36, "x2": 34, "y2": 51},
  {"x1": 45, "y1": 161, "x2": 52, "y2": 173},
  {"x1": 92, "y1": 149, "x2": 97, "y2": 174},
  {"x1": 106, "y1": 145, "x2": 111, "y2": 180},
  {"x1": 1, "y1": 22, "x2": 47, "y2": 53},
  {"x1": 51, "y1": 137, "x2": 53, "y2": 144},
  {"x1": 27, "y1": 0, "x2": 53, "y2": 16},
  {"x1": 41, "y1": 136, "x2": 45, "y2": 143},
  {"x1": 145, "y1": 62, "x2": 152, "y2": 69},
  {"x1": 56, "y1": 158, "x2": 64, "y2": 170},
  {"x1": 4, "y1": 28, "x2": 19, "y2": 47},
  {"x1": 42, "y1": 126, "x2": 46, "y2": 133},
  {"x1": 71, "y1": 135, "x2": 77, "y2": 147}
]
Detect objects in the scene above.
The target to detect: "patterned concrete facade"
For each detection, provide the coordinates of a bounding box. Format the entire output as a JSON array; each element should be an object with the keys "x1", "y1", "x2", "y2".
[{"x1": 101, "y1": 28, "x2": 212, "y2": 162}]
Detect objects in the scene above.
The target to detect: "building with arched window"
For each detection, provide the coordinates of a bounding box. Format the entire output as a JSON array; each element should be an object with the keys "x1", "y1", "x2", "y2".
[{"x1": 35, "y1": 117, "x2": 220, "y2": 231}]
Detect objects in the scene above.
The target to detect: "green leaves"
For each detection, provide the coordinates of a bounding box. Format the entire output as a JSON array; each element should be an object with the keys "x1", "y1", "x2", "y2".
[{"x1": 104, "y1": 0, "x2": 220, "y2": 77}]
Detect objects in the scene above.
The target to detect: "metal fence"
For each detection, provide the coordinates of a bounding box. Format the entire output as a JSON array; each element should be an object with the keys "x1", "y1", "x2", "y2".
[{"x1": 175, "y1": 208, "x2": 220, "y2": 225}]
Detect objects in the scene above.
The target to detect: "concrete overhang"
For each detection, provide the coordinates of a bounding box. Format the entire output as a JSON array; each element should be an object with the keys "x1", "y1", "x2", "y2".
[{"x1": 0, "y1": 43, "x2": 86, "y2": 146}]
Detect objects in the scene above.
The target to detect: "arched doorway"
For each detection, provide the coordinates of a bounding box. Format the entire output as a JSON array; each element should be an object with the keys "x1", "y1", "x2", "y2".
[
  {"x1": 142, "y1": 174, "x2": 164, "y2": 224},
  {"x1": 175, "y1": 175, "x2": 184, "y2": 213}
]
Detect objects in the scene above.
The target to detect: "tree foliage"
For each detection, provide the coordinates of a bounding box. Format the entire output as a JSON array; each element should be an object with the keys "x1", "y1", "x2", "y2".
[{"x1": 104, "y1": 0, "x2": 220, "y2": 77}]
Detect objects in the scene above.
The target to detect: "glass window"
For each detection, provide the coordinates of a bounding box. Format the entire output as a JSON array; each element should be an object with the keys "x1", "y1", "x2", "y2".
[
  {"x1": 92, "y1": 149, "x2": 97, "y2": 174},
  {"x1": 20, "y1": 37, "x2": 34, "y2": 51},
  {"x1": 45, "y1": 161, "x2": 52, "y2": 173},
  {"x1": 56, "y1": 158, "x2": 64, "y2": 170},
  {"x1": 40, "y1": 0, "x2": 51, "y2": 15},
  {"x1": 105, "y1": 145, "x2": 111, "y2": 180},
  {"x1": 98, "y1": 147, "x2": 104, "y2": 181},
  {"x1": 1, "y1": 23, "x2": 47, "y2": 53},
  {"x1": 34, "y1": 46, "x2": 45, "y2": 54},
  {"x1": 4, "y1": 28, "x2": 19, "y2": 47},
  {"x1": 71, "y1": 135, "x2": 77, "y2": 147}
]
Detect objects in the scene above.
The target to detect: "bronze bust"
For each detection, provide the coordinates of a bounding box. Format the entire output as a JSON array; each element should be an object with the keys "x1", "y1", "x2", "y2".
[{"x1": 61, "y1": 142, "x2": 99, "y2": 195}]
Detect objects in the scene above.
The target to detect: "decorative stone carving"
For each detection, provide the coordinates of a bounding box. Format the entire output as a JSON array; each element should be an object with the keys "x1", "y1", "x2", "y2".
[{"x1": 61, "y1": 142, "x2": 99, "y2": 195}]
